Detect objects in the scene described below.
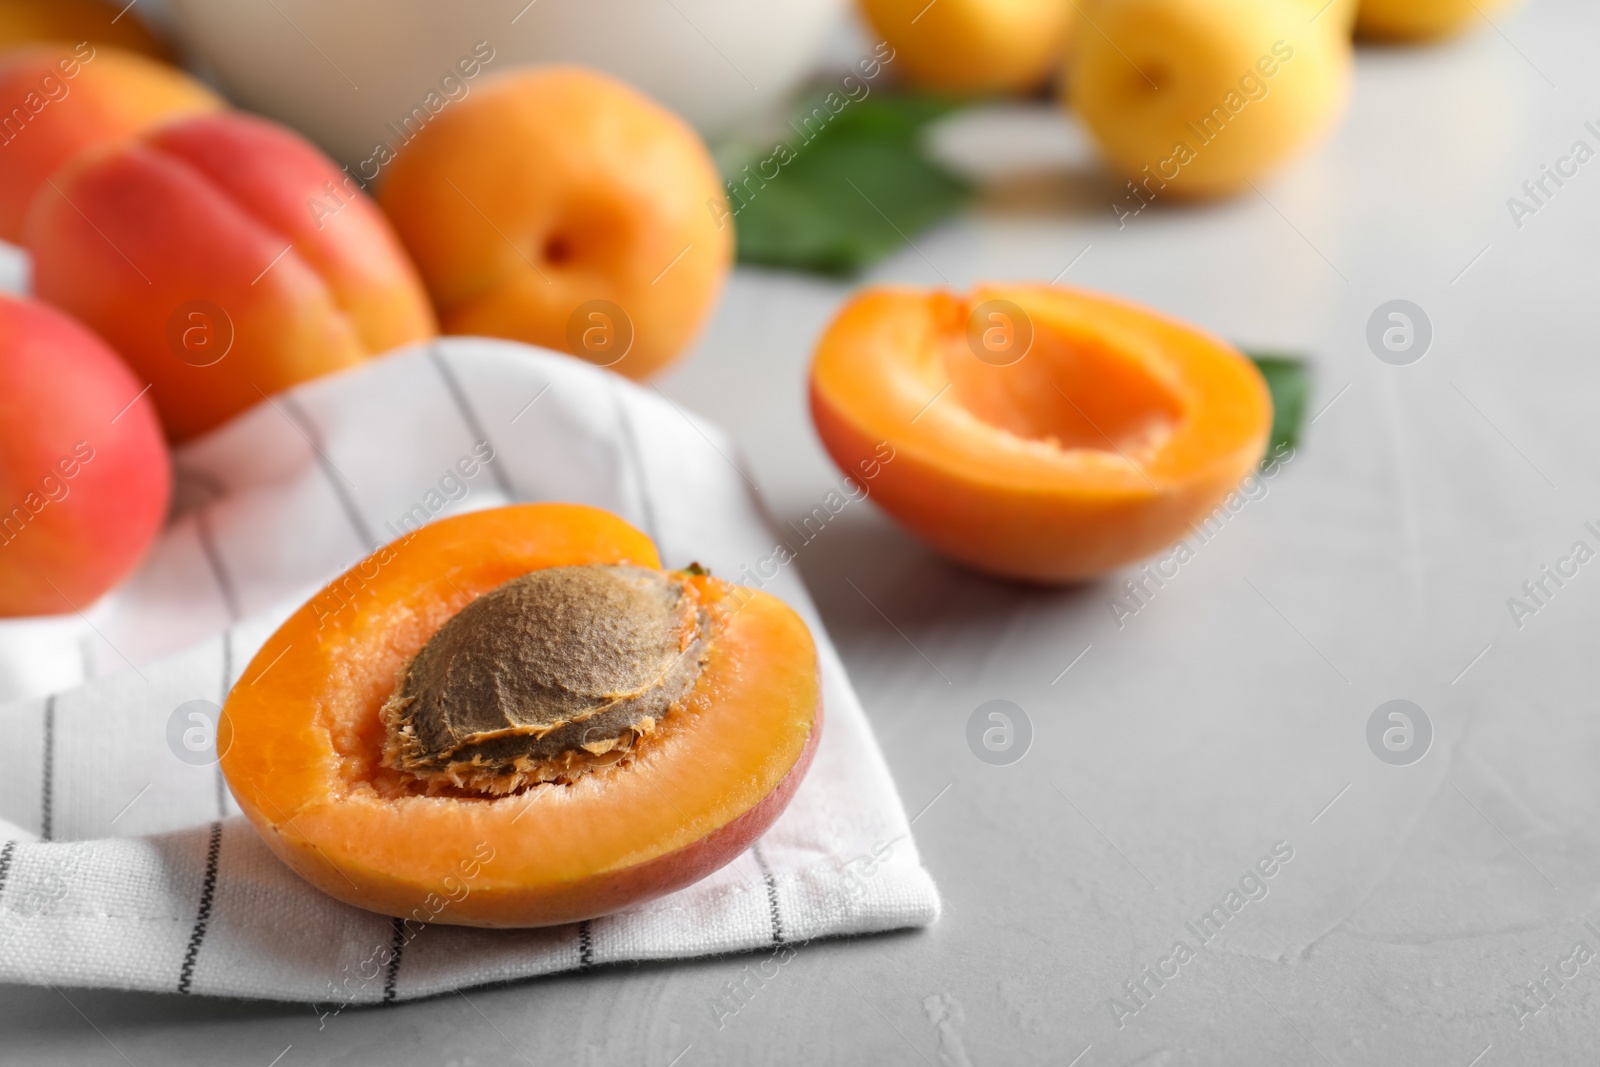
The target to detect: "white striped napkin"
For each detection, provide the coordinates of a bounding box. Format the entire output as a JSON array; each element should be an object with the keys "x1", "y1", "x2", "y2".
[{"x1": 0, "y1": 337, "x2": 939, "y2": 1002}]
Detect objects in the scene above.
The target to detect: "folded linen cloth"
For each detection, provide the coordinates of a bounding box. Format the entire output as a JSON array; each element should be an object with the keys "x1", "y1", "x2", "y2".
[{"x1": 0, "y1": 338, "x2": 939, "y2": 1002}]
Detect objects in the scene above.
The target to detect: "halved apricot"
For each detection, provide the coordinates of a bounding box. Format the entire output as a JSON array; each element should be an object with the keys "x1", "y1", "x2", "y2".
[
  {"x1": 221, "y1": 503, "x2": 821, "y2": 927},
  {"x1": 809, "y1": 284, "x2": 1272, "y2": 583}
]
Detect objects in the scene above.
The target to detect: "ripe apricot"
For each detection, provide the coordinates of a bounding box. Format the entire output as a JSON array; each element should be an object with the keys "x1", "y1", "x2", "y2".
[
  {"x1": 1067, "y1": 0, "x2": 1350, "y2": 198},
  {"x1": 221, "y1": 504, "x2": 821, "y2": 927},
  {"x1": 809, "y1": 284, "x2": 1272, "y2": 583},
  {"x1": 25, "y1": 111, "x2": 436, "y2": 441},
  {"x1": 0, "y1": 44, "x2": 221, "y2": 241},
  {"x1": 857, "y1": 0, "x2": 1077, "y2": 96},
  {"x1": 378, "y1": 66, "x2": 732, "y2": 381},
  {"x1": 0, "y1": 294, "x2": 170, "y2": 616},
  {"x1": 1355, "y1": 0, "x2": 1517, "y2": 41},
  {"x1": 0, "y1": 0, "x2": 174, "y2": 62}
]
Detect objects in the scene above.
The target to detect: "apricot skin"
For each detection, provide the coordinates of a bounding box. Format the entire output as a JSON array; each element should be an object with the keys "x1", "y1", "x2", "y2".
[
  {"x1": 1067, "y1": 0, "x2": 1350, "y2": 198},
  {"x1": 0, "y1": 294, "x2": 170, "y2": 616},
  {"x1": 222, "y1": 504, "x2": 821, "y2": 927},
  {"x1": 0, "y1": 0, "x2": 174, "y2": 61},
  {"x1": 378, "y1": 66, "x2": 732, "y2": 381},
  {"x1": 858, "y1": 0, "x2": 1076, "y2": 96},
  {"x1": 809, "y1": 285, "x2": 1272, "y2": 583},
  {"x1": 0, "y1": 44, "x2": 222, "y2": 242},
  {"x1": 1355, "y1": 0, "x2": 1517, "y2": 41},
  {"x1": 25, "y1": 111, "x2": 436, "y2": 442}
]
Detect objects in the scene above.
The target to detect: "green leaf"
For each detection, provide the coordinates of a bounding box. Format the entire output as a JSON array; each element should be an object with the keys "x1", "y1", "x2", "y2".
[
  {"x1": 1245, "y1": 352, "x2": 1311, "y2": 456},
  {"x1": 725, "y1": 95, "x2": 973, "y2": 277}
]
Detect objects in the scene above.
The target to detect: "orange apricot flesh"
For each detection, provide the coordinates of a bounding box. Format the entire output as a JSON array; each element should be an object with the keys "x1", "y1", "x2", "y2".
[
  {"x1": 809, "y1": 284, "x2": 1272, "y2": 583},
  {"x1": 221, "y1": 503, "x2": 821, "y2": 927}
]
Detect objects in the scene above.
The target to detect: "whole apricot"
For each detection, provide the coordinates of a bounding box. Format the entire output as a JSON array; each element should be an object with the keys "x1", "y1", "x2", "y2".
[
  {"x1": 1067, "y1": 0, "x2": 1351, "y2": 198},
  {"x1": 0, "y1": 43, "x2": 221, "y2": 242},
  {"x1": 0, "y1": 0, "x2": 173, "y2": 62},
  {"x1": 1355, "y1": 0, "x2": 1518, "y2": 41},
  {"x1": 25, "y1": 111, "x2": 436, "y2": 441},
  {"x1": 809, "y1": 284, "x2": 1272, "y2": 583},
  {"x1": 857, "y1": 0, "x2": 1076, "y2": 95},
  {"x1": 379, "y1": 66, "x2": 732, "y2": 381},
  {"x1": 0, "y1": 294, "x2": 170, "y2": 616}
]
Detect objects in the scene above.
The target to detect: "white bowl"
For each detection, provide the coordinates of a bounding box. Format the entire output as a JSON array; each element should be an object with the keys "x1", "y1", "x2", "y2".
[{"x1": 165, "y1": 0, "x2": 847, "y2": 167}]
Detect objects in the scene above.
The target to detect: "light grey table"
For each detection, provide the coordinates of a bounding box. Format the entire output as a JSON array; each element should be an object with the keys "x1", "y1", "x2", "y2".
[{"x1": 7, "y1": 2, "x2": 1600, "y2": 1062}]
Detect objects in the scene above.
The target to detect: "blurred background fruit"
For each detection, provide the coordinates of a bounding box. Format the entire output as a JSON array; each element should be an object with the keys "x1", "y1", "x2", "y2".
[
  {"x1": 1355, "y1": 0, "x2": 1519, "y2": 40},
  {"x1": 1312, "y1": 0, "x2": 1361, "y2": 31},
  {"x1": 1067, "y1": 0, "x2": 1351, "y2": 198},
  {"x1": 25, "y1": 111, "x2": 436, "y2": 441},
  {"x1": 0, "y1": 44, "x2": 222, "y2": 241},
  {"x1": 162, "y1": 0, "x2": 849, "y2": 165},
  {"x1": 379, "y1": 67, "x2": 731, "y2": 381},
  {"x1": 0, "y1": 0, "x2": 174, "y2": 61},
  {"x1": 857, "y1": 0, "x2": 1076, "y2": 95},
  {"x1": 0, "y1": 294, "x2": 170, "y2": 616}
]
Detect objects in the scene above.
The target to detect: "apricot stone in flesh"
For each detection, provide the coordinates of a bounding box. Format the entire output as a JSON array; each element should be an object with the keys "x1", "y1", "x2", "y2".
[
  {"x1": 384, "y1": 565, "x2": 710, "y2": 794},
  {"x1": 221, "y1": 504, "x2": 821, "y2": 927}
]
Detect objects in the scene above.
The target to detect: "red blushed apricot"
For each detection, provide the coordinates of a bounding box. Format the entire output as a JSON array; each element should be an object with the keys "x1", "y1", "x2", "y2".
[
  {"x1": 0, "y1": 294, "x2": 170, "y2": 616},
  {"x1": 809, "y1": 284, "x2": 1271, "y2": 583},
  {"x1": 378, "y1": 66, "x2": 732, "y2": 381},
  {"x1": 25, "y1": 111, "x2": 436, "y2": 442},
  {"x1": 0, "y1": 44, "x2": 221, "y2": 241},
  {"x1": 221, "y1": 504, "x2": 821, "y2": 927}
]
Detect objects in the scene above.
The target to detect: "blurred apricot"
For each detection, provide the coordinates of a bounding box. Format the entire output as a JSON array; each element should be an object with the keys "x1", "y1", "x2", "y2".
[{"x1": 379, "y1": 66, "x2": 732, "y2": 380}]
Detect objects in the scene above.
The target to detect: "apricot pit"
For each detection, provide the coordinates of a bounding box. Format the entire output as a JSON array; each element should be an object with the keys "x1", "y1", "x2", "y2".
[{"x1": 383, "y1": 565, "x2": 710, "y2": 794}]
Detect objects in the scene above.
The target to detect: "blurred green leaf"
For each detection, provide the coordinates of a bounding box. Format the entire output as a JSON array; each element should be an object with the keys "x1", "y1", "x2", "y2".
[
  {"x1": 1245, "y1": 352, "x2": 1310, "y2": 455},
  {"x1": 726, "y1": 95, "x2": 972, "y2": 277}
]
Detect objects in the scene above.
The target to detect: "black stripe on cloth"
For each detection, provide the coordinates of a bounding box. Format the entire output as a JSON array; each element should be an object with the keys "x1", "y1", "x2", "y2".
[
  {"x1": 277, "y1": 394, "x2": 378, "y2": 550},
  {"x1": 213, "y1": 766, "x2": 230, "y2": 822},
  {"x1": 382, "y1": 916, "x2": 406, "y2": 1003},
  {"x1": 0, "y1": 840, "x2": 16, "y2": 900},
  {"x1": 610, "y1": 379, "x2": 660, "y2": 549},
  {"x1": 752, "y1": 845, "x2": 784, "y2": 945},
  {"x1": 40, "y1": 696, "x2": 54, "y2": 842},
  {"x1": 195, "y1": 508, "x2": 241, "y2": 622},
  {"x1": 177, "y1": 821, "x2": 223, "y2": 995},
  {"x1": 428, "y1": 346, "x2": 516, "y2": 501},
  {"x1": 578, "y1": 920, "x2": 594, "y2": 968}
]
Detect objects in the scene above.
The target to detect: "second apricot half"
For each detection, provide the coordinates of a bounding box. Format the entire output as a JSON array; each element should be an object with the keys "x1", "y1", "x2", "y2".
[
  {"x1": 379, "y1": 66, "x2": 732, "y2": 381},
  {"x1": 809, "y1": 284, "x2": 1272, "y2": 583}
]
